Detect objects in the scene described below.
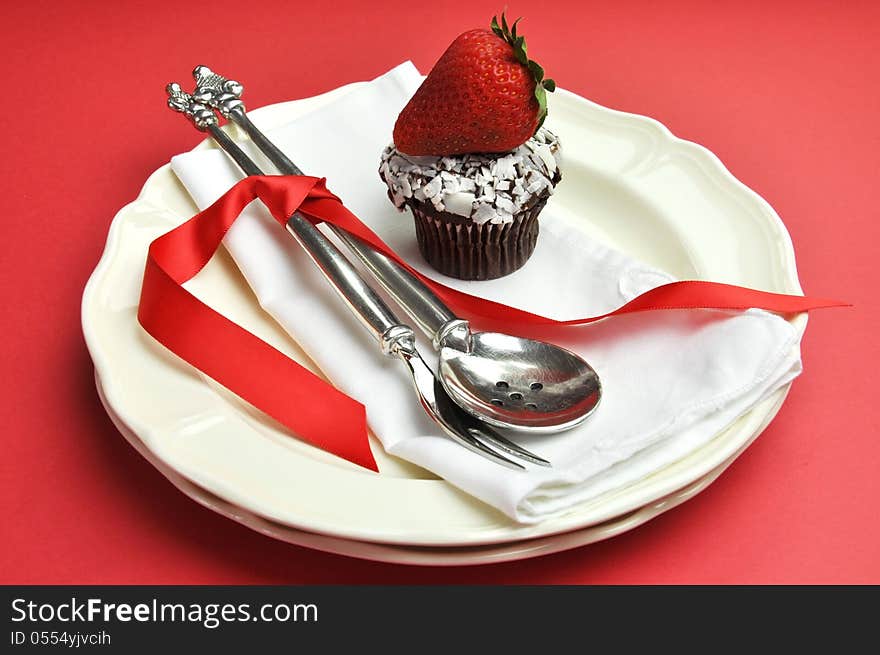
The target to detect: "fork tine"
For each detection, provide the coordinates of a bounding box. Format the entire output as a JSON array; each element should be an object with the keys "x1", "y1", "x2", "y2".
[
  {"x1": 443, "y1": 426, "x2": 526, "y2": 470},
  {"x1": 467, "y1": 427, "x2": 551, "y2": 467}
]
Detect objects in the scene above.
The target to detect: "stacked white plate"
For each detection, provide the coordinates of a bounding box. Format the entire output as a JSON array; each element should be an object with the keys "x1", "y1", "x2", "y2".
[{"x1": 82, "y1": 80, "x2": 805, "y2": 565}]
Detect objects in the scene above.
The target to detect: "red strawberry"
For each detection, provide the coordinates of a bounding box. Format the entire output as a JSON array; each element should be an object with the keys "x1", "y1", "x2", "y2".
[{"x1": 393, "y1": 13, "x2": 556, "y2": 156}]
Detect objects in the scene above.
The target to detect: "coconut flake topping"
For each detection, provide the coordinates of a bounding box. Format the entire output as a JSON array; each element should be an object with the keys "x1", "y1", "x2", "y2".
[{"x1": 379, "y1": 128, "x2": 561, "y2": 225}]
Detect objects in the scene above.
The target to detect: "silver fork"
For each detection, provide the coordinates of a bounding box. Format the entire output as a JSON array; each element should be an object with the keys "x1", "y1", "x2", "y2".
[{"x1": 165, "y1": 82, "x2": 549, "y2": 470}]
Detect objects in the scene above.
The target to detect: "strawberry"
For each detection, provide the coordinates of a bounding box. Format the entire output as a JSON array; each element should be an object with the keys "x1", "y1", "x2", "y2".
[{"x1": 393, "y1": 13, "x2": 556, "y2": 156}]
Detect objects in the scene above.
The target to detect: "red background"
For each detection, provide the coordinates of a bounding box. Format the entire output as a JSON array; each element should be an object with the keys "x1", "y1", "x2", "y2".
[{"x1": 1, "y1": 0, "x2": 877, "y2": 584}]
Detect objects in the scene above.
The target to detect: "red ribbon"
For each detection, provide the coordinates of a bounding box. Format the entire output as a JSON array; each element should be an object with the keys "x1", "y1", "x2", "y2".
[{"x1": 138, "y1": 175, "x2": 848, "y2": 472}]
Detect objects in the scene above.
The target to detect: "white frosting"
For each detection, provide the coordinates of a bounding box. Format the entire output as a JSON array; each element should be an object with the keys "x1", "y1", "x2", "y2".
[{"x1": 379, "y1": 128, "x2": 561, "y2": 225}]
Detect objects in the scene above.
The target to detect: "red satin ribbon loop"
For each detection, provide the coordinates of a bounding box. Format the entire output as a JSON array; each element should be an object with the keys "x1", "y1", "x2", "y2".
[{"x1": 138, "y1": 175, "x2": 848, "y2": 471}]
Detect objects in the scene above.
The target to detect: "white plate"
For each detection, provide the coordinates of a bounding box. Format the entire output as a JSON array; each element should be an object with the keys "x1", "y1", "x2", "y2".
[{"x1": 82, "y1": 80, "x2": 805, "y2": 547}]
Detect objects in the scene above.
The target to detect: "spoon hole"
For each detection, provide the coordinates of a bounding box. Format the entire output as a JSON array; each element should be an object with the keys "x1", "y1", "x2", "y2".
[
  {"x1": 509, "y1": 392, "x2": 523, "y2": 401},
  {"x1": 495, "y1": 381, "x2": 509, "y2": 389},
  {"x1": 491, "y1": 399, "x2": 504, "y2": 407},
  {"x1": 530, "y1": 382, "x2": 543, "y2": 391},
  {"x1": 525, "y1": 403, "x2": 538, "y2": 411}
]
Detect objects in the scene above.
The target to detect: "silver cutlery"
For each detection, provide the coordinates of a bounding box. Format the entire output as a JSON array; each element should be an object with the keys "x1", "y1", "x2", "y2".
[
  {"x1": 189, "y1": 65, "x2": 602, "y2": 434},
  {"x1": 166, "y1": 81, "x2": 549, "y2": 469}
]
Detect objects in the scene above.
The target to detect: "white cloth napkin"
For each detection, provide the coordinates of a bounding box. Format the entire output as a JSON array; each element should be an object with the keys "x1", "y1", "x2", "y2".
[{"x1": 170, "y1": 62, "x2": 801, "y2": 523}]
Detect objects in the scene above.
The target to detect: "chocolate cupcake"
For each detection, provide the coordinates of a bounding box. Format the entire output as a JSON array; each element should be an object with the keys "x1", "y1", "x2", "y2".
[{"x1": 379, "y1": 128, "x2": 561, "y2": 280}]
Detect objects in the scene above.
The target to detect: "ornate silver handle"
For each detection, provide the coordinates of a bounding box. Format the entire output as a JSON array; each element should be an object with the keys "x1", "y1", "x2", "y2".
[
  {"x1": 191, "y1": 66, "x2": 467, "y2": 350},
  {"x1": 167, "y1": 82, "x2": 416, "y2": 357}
]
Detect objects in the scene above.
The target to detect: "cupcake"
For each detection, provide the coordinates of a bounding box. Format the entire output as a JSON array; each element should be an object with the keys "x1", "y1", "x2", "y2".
[
  {"x1": 379, "y1": 129, "x2": 561, "y2": 279},
  {"x1": 379, "y1": 12, "x2": 560, "y2": 280}
]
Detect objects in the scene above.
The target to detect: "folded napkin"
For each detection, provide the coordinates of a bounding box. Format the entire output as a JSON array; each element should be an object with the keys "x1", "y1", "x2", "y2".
[{"x1": 170, "y1": 62, "x2": 801, "y2": 523}]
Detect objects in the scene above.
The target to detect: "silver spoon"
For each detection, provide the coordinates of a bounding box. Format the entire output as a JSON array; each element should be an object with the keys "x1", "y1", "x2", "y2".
[
  {"x1": 166, "y1": 82, "x2": 548, "y2": 469},
  {"x1": 192, "y1": 65, "x2": 602, "y2": 434}
]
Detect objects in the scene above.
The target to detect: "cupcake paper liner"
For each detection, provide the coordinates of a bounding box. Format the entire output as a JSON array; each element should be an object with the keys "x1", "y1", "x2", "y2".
[{"x1": 408, "y1": 199, "x2": 547, "y2": 280}]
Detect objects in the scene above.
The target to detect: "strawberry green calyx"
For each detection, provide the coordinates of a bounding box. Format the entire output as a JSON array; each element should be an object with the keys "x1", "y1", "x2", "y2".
[{"x1": 490, "y1": 12, "x2": 556, "y2": 130}]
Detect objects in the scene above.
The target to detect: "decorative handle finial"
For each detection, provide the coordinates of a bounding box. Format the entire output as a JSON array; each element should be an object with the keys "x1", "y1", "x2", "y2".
[
  {"x1": 192, "y1": 65, "x2": 246, "y2": 118},
  {"x1": 166, "y1": 82, "x2": 218, "y2": 131}
]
